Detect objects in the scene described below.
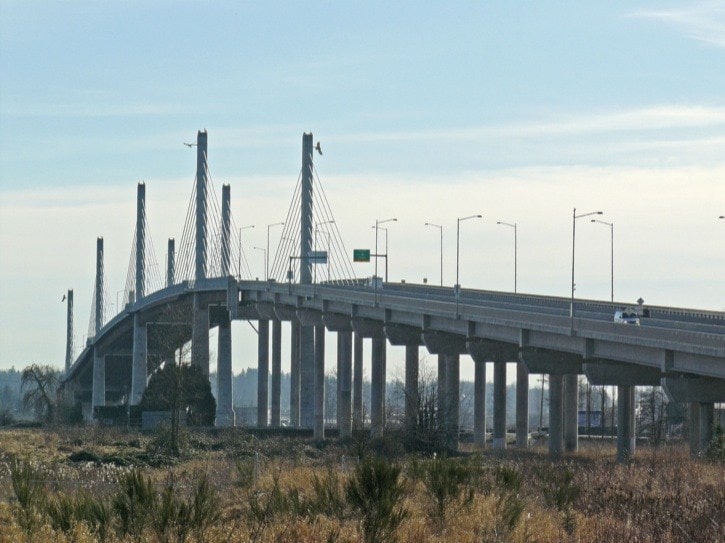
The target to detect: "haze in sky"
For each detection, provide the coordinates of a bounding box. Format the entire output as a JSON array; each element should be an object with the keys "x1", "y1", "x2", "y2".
[{"x1": 1, "y1": 2, "x2": 723, "y2": 378}]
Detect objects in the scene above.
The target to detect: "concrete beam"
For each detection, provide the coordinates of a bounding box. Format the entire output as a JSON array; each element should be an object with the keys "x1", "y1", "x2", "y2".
[
  {"x1": 352, "y1": 317, "x2": 385, "y2": 338},
  {"x1": 385, "y1": 323, "x2": 423, "y2": 346},
  {"x1": 256, "y1": 302, "x2": 277, "y2": 320},
  {"x1": 584, "y1": 360, "x2": 661, "y2": 386},
  {"x1": 521, "y1": 347, "x2": 582, "y2": 375},
  {"x1": 467, "y1": 338, "x2": 518, "y2": 363},
  {"x1": 423, "y1": 330, "x2": 467, "y2": 355},
  {"x1": 323, "y1": 312, "x2": 353, "y2": 332},
  {"x1": 273, "y1": 304, "x2": 297, "y2": 322},
  {"x1": 662, "y1": 376, "x2": 725, "y2": 403},
  {"x1": 297, "y1": 308, "x2": 323, "y2": 327}
]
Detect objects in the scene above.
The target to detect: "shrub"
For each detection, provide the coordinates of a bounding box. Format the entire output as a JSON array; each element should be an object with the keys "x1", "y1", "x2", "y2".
[
  {"x1": 9, "y1": 460, "x2": 45, "y2": 533},
  {"x1": 345, "y1": 456, "x2": 409, "y2": 543},
  {"x1": 112, "y1": 469, "x2": 158, "y2": 538},
  {"x1": 422, "y1": 456, "x2": 474, "y2": 528}
]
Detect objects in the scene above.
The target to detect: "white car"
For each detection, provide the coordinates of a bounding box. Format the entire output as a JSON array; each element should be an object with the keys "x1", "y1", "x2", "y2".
[{"x1": 614, "y1": 308, "x2": 640, "y2": 325}]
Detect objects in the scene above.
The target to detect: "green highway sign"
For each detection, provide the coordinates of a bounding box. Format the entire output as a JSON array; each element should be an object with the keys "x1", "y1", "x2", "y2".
[{"x1": 353, "y1": 249, "x2": 371, "y2": 262}]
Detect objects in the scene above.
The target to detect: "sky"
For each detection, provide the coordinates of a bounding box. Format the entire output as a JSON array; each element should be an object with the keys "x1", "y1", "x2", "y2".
[{"x1": 1, "y1": 1, "x2": 724, "y2": 381}]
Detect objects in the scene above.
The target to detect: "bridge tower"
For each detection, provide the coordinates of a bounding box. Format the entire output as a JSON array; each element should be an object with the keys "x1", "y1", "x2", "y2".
[
  {"x1": 166, "y1": 238, "x2": 175, "y2": 287},
  {"x1": 131, "y1": 183, "x2": 149, "y2": 404},
  {"x1": 298, "y1": 133, "x2": 316, "y2": 429},
  {"x1": 92, "y1": 237, "x2": 106, "y2": 414},
  {"x1": 64, "y1": 289, "x2": 74, "y2": 372},
  {"x1": 192, "y1": 130, "x2": 211, "y2": 376},
  {"x1": 216, "y1": 184, "x2": 235, "y2": 426}
]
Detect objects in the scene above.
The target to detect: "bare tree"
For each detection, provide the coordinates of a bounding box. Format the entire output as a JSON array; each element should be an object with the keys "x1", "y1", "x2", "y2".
[{"x1": 21, "y1": 364, "x2": 59, "y2": 423}]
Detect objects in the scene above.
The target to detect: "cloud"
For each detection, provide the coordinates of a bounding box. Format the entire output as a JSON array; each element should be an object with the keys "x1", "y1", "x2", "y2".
[{"x1": 629, "y1": 2, "x2": 725, "y2": 48}]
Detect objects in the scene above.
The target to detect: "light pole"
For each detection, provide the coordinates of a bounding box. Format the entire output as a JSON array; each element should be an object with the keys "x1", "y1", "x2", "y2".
[
  {"x1": 316, "y1": 220, "x2": 335, "y2": 282},
  {"x1": 571, "y1": 208, "x2": 603, "y2": 333},
  {"x1": 456, "y1": 214, "x2": 482, "y2": 315},
  {"x1": 266, "y1": 222, "x2": 284, "y2": 280},
  {"x1": 425, "y1": 222, "x2": 443, "y2": 286},
  {"x1": 254, "y1": 246, "x2": 266, "y2": 280},
  {"x1": 374, "y1": 218, "x2": 397, "y2": 283},
  {"x1": 496, "y1": 221, "x2": 517, "y2": 293},
  {"x1": 238, "y1": 224, "x2": 255, "y2": 279},
  {"x1": 591, "y1": 219, "x2": 614, "y2": 302}
]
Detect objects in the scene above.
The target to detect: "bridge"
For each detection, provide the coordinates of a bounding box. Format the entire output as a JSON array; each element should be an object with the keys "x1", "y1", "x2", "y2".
[{"x1": 61, "y1": 130, "x2": 725, "y2": 464}]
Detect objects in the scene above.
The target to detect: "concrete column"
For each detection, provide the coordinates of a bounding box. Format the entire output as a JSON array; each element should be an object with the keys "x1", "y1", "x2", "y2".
[
  {"x1": 370, "y1": 336, "x2": 386, "y2": 437},
  {"x1": 353, "y1": 332, "x2": 363, "y2": 427},
  {"x1": 549, "y1": 374, "x2": 564, "y2": 457},
  {"x1": 166, "y1": 239, "x2": 175, "y2": 287},
  {"x1": 516, "y1": 360, "x2": 529, "y2": 448},
  {"x1": 270, "y1": 318, "x2": 282, "y2": 427},
  {"x1": 446, "y1": 354, "x2": 460, "y2": 450},
  {"x1": 216, "y1": 313, "x2": 234, "y2": 427},
  {"x1": 689, "y1": 402, "x2": 701, "y2": 457},
  {"x1": 257, "y1": 320, "x2": 269, "y2": 428},
  {"x1": 135, "y1": 183, "x2": 146, "y2": 300},
  {"x1": 563, "y1": 373, "x2": 579, "y2": 453},
  {"x1": 338, "y1": 330, "x2": 353, "y2": 438},
  {"x1": 493, "y1": 360, "x2": 507, "y2": 450},
  {"x1": 699, "y1": 402, "x2": 715, "y2": 455},
  {"x1": 191, "y1": 293, "x2": 210, "y2": 376},
  {"x1": 616, "y1": 384, "x2": 635, "y2": 464},
  {"x1": 437, "y1": 354, "x2": 447, "y2": 428},
  {"x1": 195, "y1": 130, "x2": 208, "y2": 281},
  {"x1": 299, "y1": 325, "x2": 315, "y2": 429},
  {"x1": 220, "y1": 184, "x2": 231, "y2": 276},
  {"x1": 130, "y1": 313, "x2": 147, "y2": 405},
  {"x1": 314, "y1": 325, "x2": 326, "y2": 440},
  {"x1": 474, "y1": 359, "x2": 486, "y2": 447},
  {"x1": 92, "y1": 348, "x2": 105, "y2": 415},
  {"x1": 65, "y1": 289, "x2": 74, "y2": 372},
  {"x1": 404, "y1": 344, "x2": 419, "y2": 439},
  {"x1": 290, "y1": 321, "x2": 300, "y2": 427}
]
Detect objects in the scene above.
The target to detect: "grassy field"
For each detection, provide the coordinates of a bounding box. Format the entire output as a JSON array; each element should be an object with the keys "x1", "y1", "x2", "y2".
[{"x1": 0, "y1": 426, "x2": 722, "y2": 543}]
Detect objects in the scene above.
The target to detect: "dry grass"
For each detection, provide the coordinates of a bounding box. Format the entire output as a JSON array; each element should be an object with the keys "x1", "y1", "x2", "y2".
[{"x1": 0, "y1": 427, "x2": 722, "y2": 543}]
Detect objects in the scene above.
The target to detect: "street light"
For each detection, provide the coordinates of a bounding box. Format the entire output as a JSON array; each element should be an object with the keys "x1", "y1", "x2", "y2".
[
  {"x1": 266, "y1": 222, "x2": 284, "y2": 280},
  {"x1": 316, "y1": 220, "x2": 335, "y2": 282},
  {"x1": 374, "y1": 218, "x2": 397, "y2": 284},
  {"x1": 238, "y1": 224, "x2": 255, "y2": 279},
  {"x1": 425, "y1": 222, "x2": 443, "y2": 286},
  {"x1": 496, "y1": 221, "x2": 517, "y2": 293},
  {"x1": 591, "y1": 219, "x2": 614, "y2": 302},
  {"x1": 571, "y1": 208, "x2": 603, "y2": 333},
  {"x1": 456, "y1": 214, "x2": 482, "y2": 290},
  {"x1": 254, "y1": 246, "x2": 266, "y2": 280}
]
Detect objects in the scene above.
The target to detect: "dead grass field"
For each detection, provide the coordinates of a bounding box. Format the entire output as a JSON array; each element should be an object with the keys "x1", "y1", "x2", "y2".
[{"x1": 0, "y1": 427, "x2": 722, "y2": 543}]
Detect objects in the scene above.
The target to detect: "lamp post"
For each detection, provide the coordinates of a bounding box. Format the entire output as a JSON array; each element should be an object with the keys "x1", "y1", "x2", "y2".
[
  {"x1": 374, "y1": 218, "x2": 397, "y2": 282},
  {"x1": 254, "y1": 246, "x2": 266, "y2": 280},
  {"x1": 496, "y1": 221, "x2": 517, "y2": 293},
  {"x1": 266, "y1": 222, "x2": 284, "y2": 280},
  {"x1": 571, "y1": 208, "x2": 603, "y2": 333},
  {"x1": 425, "y1": 222, "x2": 443, "y2": 286},
  {"x1": 591, "y1": 219, "x2": 614, "y2": 302},
  {"x1": 456, "y1": 214, "x2": 482, "y2": 315},
  {"x1": 316, "y1": 220, "x2": 335, "y2": 282},
  {"x1": 238, "y1": 224, "x2": 255, "y2": 279}
]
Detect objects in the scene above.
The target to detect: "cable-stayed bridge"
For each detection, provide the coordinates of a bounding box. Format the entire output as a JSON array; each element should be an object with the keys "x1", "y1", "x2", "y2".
[{"x1": 61, "y1": 130, "x2": 725, "y2": 463}]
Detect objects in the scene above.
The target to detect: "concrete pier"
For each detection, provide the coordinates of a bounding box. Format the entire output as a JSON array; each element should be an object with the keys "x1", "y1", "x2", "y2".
[
  {"x1": 271, "y1": 318, "x2": 282, "y2": 427},
  {"x1": 353, "y1": 332, "x2": 363, "y2": 427},
  {"x1": 92, "y1": 349, "x2": 105, "y2": 412},
  {"x1": 616, "y1": 385, "x2": 635, "y2": 463},
  {"x1": 191, "y1": 293, "x2": 210, "y2": 376},
  {"x1": 64, "y1": 289, "x2": 74, "y2": 373},
  {"x1": 493, "y1": 360, "x2": 507, "y2": 450},
  {"x1": 699, "y1": 402, "x2": 714, "y2": 455},
  {"x1": 257, "y1": 319, "x2": 269, "y2": 428},
  {"x1": 516, "y1": 361, "x2": 529, "y2": 448},
  {"x1": 405, "y1": 344, "x2": 419, "y2": 440},
  {"x1": 563, "y1": 373, "x2": 579, "y2": 453},
  {"x1": 370, "y1": 336, "x2": 386, "y2": 438},
  {"x1": 314, "y1": 324, "x2": 326, "y2": 440},
  {"x1": 290, "y1": 321, "x2": 300, "y2": 427},
  {"x1": 216, "y1": 313, "x2": 234, "y2": 426},
  {"x1": 446, "y1": 354, "x2": 460, "y2": 450},
  {"x1": 337, "y1": 330, "x2": 353, "y2": 438},
  {"x1": 130, "y1": 312, "x2": 147, "y2": 404},
  {"x1": 548, "y1": 374, "x2": 564, "y2": 457},
  {"x1": 474, "y1": 359, "x2": 486, "y2": 447}
]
